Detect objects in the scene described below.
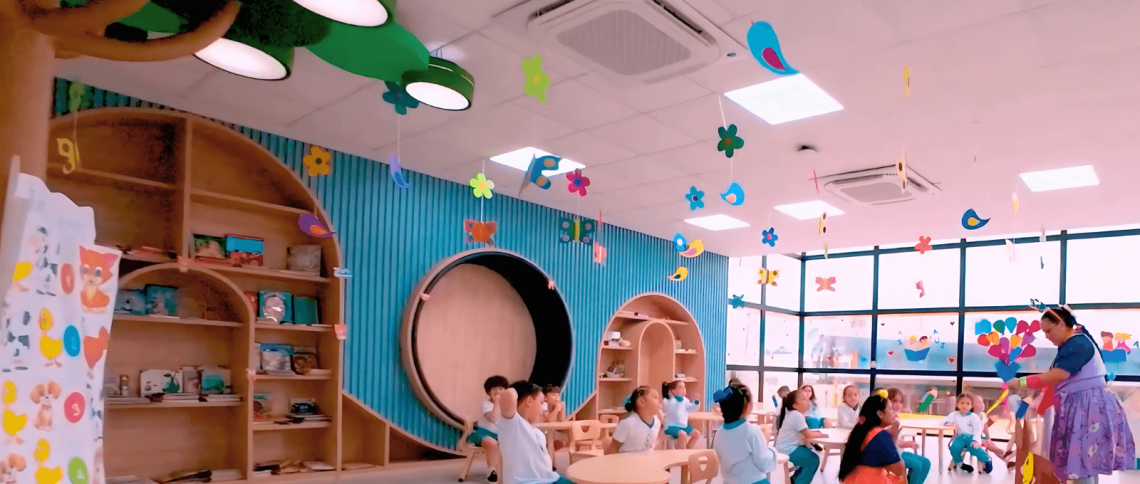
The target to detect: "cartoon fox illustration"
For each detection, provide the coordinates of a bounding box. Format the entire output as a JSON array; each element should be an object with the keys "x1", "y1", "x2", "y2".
[{"x1": 78, "y1": 247, "x2": 118, "y2": 313}]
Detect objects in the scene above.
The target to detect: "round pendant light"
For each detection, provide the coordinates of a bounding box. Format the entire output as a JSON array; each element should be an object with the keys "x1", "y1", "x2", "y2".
[
  {"x1": 292, "y1": 0, "x2": 388, "y2": 27},
  {"x1": 195, "y1": 35, "x2": 294, "y2": 81},
  {"x1": 403, "y1": 57, "x2": 474, "y2": 111}
]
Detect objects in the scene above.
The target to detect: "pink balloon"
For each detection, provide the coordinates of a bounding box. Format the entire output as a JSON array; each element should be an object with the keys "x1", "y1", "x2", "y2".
[
  {"x1": 1020, "y1": 345, "x2": 1037, "y2": 358},
  {"x1": 1016, "y1": 320, "x2": 1029, "y2": 334},
  {"x1": 988, "y1": 345, "x2": 1005, "y2": 360},
  {"x1": 1023, "y1": 333, "x2": 1036, "y2": 346},
  {"x1": 1000, "y1": 337, "x2": 1010, "y2": 354}
]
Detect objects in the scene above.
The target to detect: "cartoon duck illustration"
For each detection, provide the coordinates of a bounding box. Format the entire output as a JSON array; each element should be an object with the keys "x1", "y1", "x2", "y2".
[
  {"x1": 11, "y1": 262, "x2": 31, "y2": 292},
  {"x1": 33, "y1": 439, "x2": 61, "y2": 484},
  {"x1": 2, "y1": 381, "x2": 26, "y2": 445},
  {"x1": 38, "y1": 310, "x2": 62, "y2": 368}
]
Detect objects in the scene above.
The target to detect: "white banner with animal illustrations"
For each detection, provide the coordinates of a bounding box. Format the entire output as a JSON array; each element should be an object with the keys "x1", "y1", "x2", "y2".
[{"x1": 1, "y1": 167, "x2": 120, "y2": 484}]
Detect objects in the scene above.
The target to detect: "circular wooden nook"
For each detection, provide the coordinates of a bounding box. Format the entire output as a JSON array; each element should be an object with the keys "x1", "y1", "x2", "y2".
[{"x1": 400, "y1": 248, "x2": 574, "y2": 429}]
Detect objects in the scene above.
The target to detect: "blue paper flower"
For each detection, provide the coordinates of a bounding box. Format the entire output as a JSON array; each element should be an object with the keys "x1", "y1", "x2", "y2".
[
  {"x1": 686, "y1": 186, "x2": 705, "y2": 210},
  {"x1": 762, "y1": 228, "x2": 778, "y2": 247},
  {"x1": 382, "y1": 81, "x2": 420, "y2": 115}
]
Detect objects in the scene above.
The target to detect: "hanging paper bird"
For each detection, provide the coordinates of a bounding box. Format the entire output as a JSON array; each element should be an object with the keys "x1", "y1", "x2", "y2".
[
  {"x1": 298, "y1": 213, "x2": 335, "y2": 238},
  {"x1": 679, "y1": 240, "x2": 704, "y2": 258},
  {"x1": 721, "y1": 182, "x2": 745, "y2": 206},
  {"x1": 668, "y1": 267, "x2": 688, "y2": 281},
  {"x1": 389, "y1": 154, "x2": 410, "y2": 189},
  {"x1": 746, "y1": 22, "x2": 798, "y2": 76},
  {"x1": 1012, "y1": 192, "x2": 1019, "y2": 215},
  {"x1": 464, "y1": 220, "x2": 497, "y2": 245},
  {"x1": 916, "y1": 281, "x2": 925, "y2": 298},
  {"x1": 558, "y1": 217, "x2": 595, "y2": 244},
  {"x1": 961, "y1": 209, "x2": 990, "y2": 230},
  {"x1": 519, "y1": 154, "x2": 561, "y2": 196}
]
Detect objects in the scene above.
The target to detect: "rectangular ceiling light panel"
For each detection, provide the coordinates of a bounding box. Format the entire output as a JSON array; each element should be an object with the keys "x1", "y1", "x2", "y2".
[
  {"x1": 725, "y1": 74, "x2": 843, "y2": 125},
  {"x1": 490, "y1": 147, "x2": 584, "y2": 176},
  {"x1": 773, "y1": 200, "x2": 845, "y2": 220},
  {"x1": 684, "y1": 214, "x2": 750, "y2": 231},
  {"x1": 1019, "y1": 165, "x2": 1098, "y2": 192}
]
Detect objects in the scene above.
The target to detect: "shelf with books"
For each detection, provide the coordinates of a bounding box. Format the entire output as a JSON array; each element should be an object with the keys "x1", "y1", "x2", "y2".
[
  {"x1": 254, "y1": 374, "x2": 332, "y2": 381},
  {"x1": 599, "y1": 378, "x2": 631, "y2": 382},
  {"x1": 251, "y1": 420, "x2": 332, "y2": 431},
  {"x1": 107, "y1": 400, "x2": 243, "y2": 409},
  {"x1": 254, "y1": 323, "x2": 333, "y2": 333},
  {"x1": 204, "y1": 264, "x2": 330, "y2": 284},
  {"x1": 113, "y1": 314, "x2": 243, "y2": 328}
]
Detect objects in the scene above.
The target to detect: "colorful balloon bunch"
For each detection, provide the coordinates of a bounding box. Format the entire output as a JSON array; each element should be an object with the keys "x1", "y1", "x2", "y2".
[{"x1": 975, "y1": 317, "x2": 1041, "y2": 381}]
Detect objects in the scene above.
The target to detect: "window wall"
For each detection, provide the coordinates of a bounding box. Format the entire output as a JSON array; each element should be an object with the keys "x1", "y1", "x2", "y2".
[{"x1": 726, "y1": 229, "x2": 1140, "y2": 417}]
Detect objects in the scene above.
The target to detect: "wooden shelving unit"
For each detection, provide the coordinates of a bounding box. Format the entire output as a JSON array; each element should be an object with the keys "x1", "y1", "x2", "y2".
[
  {"x1": 578, "y1": 294, "x2": 706, "y2": 420},
  {"x1": 108, "y1": 401, "x2": 244, "y2": 410},
  {"x1": 114, "y1": 314, "x2": 244, "y2": 328}
]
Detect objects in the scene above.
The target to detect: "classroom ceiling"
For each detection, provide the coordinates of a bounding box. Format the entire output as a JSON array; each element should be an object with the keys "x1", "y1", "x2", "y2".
[{"x1": 57, "y1": 0, "x2": 1140, "y2": 257}]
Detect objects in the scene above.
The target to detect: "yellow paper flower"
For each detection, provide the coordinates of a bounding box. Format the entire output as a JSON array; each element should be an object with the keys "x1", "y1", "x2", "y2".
[
  {"x1": 470, "y1": 173, "x2": 495, "y2": 199},
  {"x1": 303, "y1": 145, "x2": 332, "y2": 177}
]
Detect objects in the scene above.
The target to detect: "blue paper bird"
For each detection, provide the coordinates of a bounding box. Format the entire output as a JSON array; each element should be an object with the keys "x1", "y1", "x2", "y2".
[
  {"x1": 961, "y1": 209, "x2": 989, "y2": 230},
  {"x1": 747, "y1": 22, "x2": 798, "y2": 76}
]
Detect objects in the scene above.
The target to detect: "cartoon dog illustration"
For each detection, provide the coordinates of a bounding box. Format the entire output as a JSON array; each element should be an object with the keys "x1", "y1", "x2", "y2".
[
  {"x1": 30, "y1": 381, "x2": 61, "y2": 430},
  {"x1": 1, "y1": 454, "x2": 27, "y2": 484}
]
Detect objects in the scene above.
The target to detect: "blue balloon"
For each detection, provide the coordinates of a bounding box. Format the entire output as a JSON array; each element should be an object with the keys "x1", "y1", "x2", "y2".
[{"x1": 64, "y1": 325, "x2": 81, "y2": 357}]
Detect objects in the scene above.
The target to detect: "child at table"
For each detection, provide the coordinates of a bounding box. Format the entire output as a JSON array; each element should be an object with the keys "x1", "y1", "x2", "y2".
[
  {"x1": 838, "y1": 385, "x2": 861, "y2": 429},
  {"x1": 497, "y1": 381, "x2": 573, "y2": 484},
  {"x1": 969, "y1": 393, "x2": 1015, "y2": 469},
  {"x1": 773, "y1": 385, "x2": 791, "y2": 409},
  {"x1": 837, "y1": 393, "x2": 907, "y2": 484},
  {"x1": 801, "y1": 385, "x2": 828, "y2": 428},
  {"x1": 775, "y1": 390, "x2": 826, "y2": 484},
  {"x1": 469, "y1": 375, "x2": 508, "y2": 482},
  {"x1": 662, "y1": 380, "x2": 702, "y2": 449},
  {"x1": 607, "y1": 386, "x2": 662, "y2": 454},
  {"x1": 885, "y1": 388, "x2": 931, "y2": 484},
  {"x1": 941, "y1": 392, "x2": 992, "y2": 474},
  {"x1": 541, "y1": 386, "x2": 566, "y2": 423},
  {"x1": 712, "y1": 383, "x2": 777, "y2": 484}
]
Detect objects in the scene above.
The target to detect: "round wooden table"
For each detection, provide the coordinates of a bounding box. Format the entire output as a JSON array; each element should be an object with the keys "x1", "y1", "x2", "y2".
[
  {"x1": 814, "y1": 428, "x2": 850, "y2": 470},
  {"x1": 565, "y1": 449, "x2": 706, "y2": 484},
  {"x1": 900, "y1": 418, "x2": 954, "y2": 473},
  {"x1": 534, "y1": 420, "x2": 615, "y2": 468},
  {"x1": 687, "y1": 411, "x2": 724, "y2": 447}
]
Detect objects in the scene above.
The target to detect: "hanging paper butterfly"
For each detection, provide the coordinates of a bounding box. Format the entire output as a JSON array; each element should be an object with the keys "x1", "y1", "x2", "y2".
[
  {"x1": 559, "y1": 217, "x2": 596, "y2": 244},
  {"x1": 729, "y1": 295, "x2": 745, "y2": 308},
  {"x1": 464, "y1": 220, "x2": 497, "y2": 245},
  {"x1": 298, "y1": 213, "x2": 335, "y2": 238},
  {"x1": 815, "y1": 276, "x2": 836, "y2": 292},
  {"x1": 757, "y1": 268, "x2": 779, "y2": 286},
  {"x1": 746, "y1": 22, "x2": 798, "y2": 76},
  {"x1": 519, "y1": 154, "x2": 561, "y2": 196}
]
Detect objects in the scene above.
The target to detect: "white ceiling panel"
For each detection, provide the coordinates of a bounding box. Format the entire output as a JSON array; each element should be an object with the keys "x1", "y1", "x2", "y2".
[{"x1": 587, "y1": 115, "x2": 697, "y2": 155}]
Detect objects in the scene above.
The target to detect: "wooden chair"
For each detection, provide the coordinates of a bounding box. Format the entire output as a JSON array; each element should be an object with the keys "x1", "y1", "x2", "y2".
[
  {"x1": 781, "y1": 458, "x2": 794, "y2": 484},
  {"x1": 687, "y1": 450, "x2": 719, "y2": 484},
  {"x1": 568, "y1": 420, "x2": 607, "y2": 464},
  {"x1": 457, "y1": 417, "x2": 485, "y2": 482}
]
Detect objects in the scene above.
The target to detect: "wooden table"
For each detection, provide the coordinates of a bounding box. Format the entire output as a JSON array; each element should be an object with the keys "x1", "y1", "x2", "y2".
[
  {"x1": 687, "y1": 412, "x2": 724, "y2": 447},
  {"x1": 813, "y1": 428, "x2": 850, "y2": 470},
  {"x1": 534, "y1": 420, "x2": 615, "y2": 468},
  {"x1": 900, "y1": 418, "x2": 954, "y2": 473},
  {"x1": 565, "y1": 449, "x2": 706, "y2": 484}
]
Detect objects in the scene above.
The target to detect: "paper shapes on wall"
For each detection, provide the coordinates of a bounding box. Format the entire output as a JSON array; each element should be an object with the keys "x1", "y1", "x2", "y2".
[
  {"x1": 470, "y1": 173, "x2": 495, "y2": 199},
  {"x1": 686, "y1": 186, "x2": 705, "y2": 210},
  {"x1": 757, "y1": 268, "x2": 779, "y2": 286},
  {"x1": 522, "y1": 55, "x2": 551, "y2": 103},
  {"x1": 903, "y1": 67, "x2": 910, "y2": 97},
  {"x1": 382, "y1": 81, "x2": 420, "y2": 115},
  {"x1": 388, "y1": 155, "x2": 410, "y2": 189},
  {"x1": 746, "y1": 21, "x2": 798, "y2": 76},
  {"x1": 815, "y1": 276, "x2": 836, "y2": 292},
  {"x1": 593, "y1": 243, "x2": 607, "y2": 265},
  {"x1": 896, "y1": 154, "x2": 907, "y2": 190},
  {"x1": 464, "y1": 220, "x2": 497, "y2": 245},
  {"x1": 961, "y1": 209, "x2": 989, "y2": 230},
  {"x1": 56, "y1": 138, "x2": 79, "y2": 174},
  {"x1": 303, "y1": 145, "x2": 332, "y2": 177},
  {"x1": 976, "y1": 317, "x2": 1041, "y2": 379},
  {"x1": 559, "y1": 217, "x2": 595, "y2": 244},
  {"x1": 1012, "y1": 192, "x2": 1019, "y2": 215},
  {"x1": 720, "y1": 182, "x2": 745, "y2": 206},
  {"x1": 901, "y1": 332, "x2": 937, "y2": 361},
  {"x1": 717, "y1": 124, "x2": 745, "y2": 158},
  {"x1": 566, "y1": 169, "x2": 590, "y2": 196},
  {"x1": 1099, "y1": 332, "x2": 1134, "y2": 363},
  {"x1": 729, "y1": 294, "x2": 745, "y2": 308},
  {"x1": 668, "y1": 266, "x2": 688, "y2": 281},
  {"x1": 761, "y1": 227, "x2": 778, "y2": 247},
  {"x1": 673, "y1": 233, "x2": 688, "y2": 252},
  {"x1": 1029, "y1": 298, "x2": 1047, "y2": 312},
  {"x1": 298, "y1": 213, "x2": 335, "y2": 238},
  {"x1": 916, "y1": 389, "x2": 936, "y2": 413},
  {"x1": 519, "y1": 154, "x2": 561, "y2": 196},
  {"x1": 679, "y1": 240, "x2": 704, "y2": 258},
  {"x1": 916, "y1": 281, "x2": 925, "y2": 298},
  {"x1": 818, "y1": 212, "x2": 827, "y2": 235},
  {"x1": 915, "y1": 236, "x2": 932, "y2": 254}
]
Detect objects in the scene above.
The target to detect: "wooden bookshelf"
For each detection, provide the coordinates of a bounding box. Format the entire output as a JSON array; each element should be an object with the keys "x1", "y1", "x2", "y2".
[
  {"x1": 255, "y1": 323, "x2": 334, "y2": 333},
  {"x1": 113, "y1": 314, "x2": 243, "y2": 328},
  {"x1": 255, "y1": 374, "x2": 333, "y2": 381},
  {"x1": 252, "y1": 421, "x2": 332, "y2": 431},
  {"x1": 108, "y1": 400, "x2": 243, "y2": 409}
]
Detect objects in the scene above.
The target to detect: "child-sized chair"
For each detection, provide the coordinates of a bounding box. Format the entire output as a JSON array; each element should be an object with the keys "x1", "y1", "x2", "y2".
[
  {"x1": 457, "y1": 416, "x2": 485, "y2": 482},
  {"x1": 688, "y1": 450, "x2": 720, "y2": 484},
  {"x1": 568, "y1": 420, "x2": 607, "y2": 464}
]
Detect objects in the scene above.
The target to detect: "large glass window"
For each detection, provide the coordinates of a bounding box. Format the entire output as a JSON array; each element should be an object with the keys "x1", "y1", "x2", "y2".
[
  {"x1": 1067, "y1": 236, "x2": 1140, "y2": 304},
  {"x1": 1073, "y1": 310, "x2": 1140, "y2": 377},
  {"x1": 964, "y1": 241, "x2": 1060, "y2": 307},
  {"x1": 766, "y1": 254, "x2": 802, "y2": 311},
  {"x1": 876, "y1": 313, "x2": 958, "y2": 371},
  {"x1": 727, "y1": 256, "x2": 765, "y2": 305},
  {"x1": 963, "y1": 311, "x2": 1052, "y2": 373},
  {"x1": 726, "y1": 307, "x2": 760, "y2": 366},
  {"x1": 725, "y1": 370, "x2": 760, "y2": 403},
  {"x1": 761, "y1": 371, "x2": 799, "y2": 412},
  {"x1": 878, "y1": 249, "x2": 960, "y2": 309},
  {"x1": 804, "y1": 315, "x2": 872, "y2": 369},
  {"x1": 802, "y1": 373, "x2": 871, "y2": 422},
  {"x1": 764, "y1": 312, "x2": 800, "y2": 368},
  {"x1": 803, "y1": 256, "x2": 874, "y2": 312}
]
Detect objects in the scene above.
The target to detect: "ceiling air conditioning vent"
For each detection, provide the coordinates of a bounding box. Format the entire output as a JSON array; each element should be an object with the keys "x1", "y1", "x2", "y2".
[
  {"x1": 494, "y1": 0, "x2": 742, "y2": 86},
  {"x1": 817, "y1": 165, "x2": 941, "y2": 206}
]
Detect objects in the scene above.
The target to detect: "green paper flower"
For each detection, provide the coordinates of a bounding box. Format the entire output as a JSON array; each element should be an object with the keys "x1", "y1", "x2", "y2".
[
  {"x1": 522, "y1": 55, "x2": 550, "y2": 103},
  {"x1": 382, "y1": 82, "x2": 419, "y2": 115},
  {"x1": 470, "y1": 173, "x2": 495, "y2": 199},
  {"x1": 717, "y1": 124, "x2": 745, "y2": 158}
]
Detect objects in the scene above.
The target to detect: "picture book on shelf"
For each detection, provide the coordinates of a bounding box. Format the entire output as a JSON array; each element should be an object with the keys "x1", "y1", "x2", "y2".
[
  {"x1": 253, "y1": 393, "x2": 273, "y2": 421},
  {"x1": 292, "y1": 296, "x2": 319, "y2": 325},
  {"x1": 200, "y1": 366, "x2": 231, "y2": 394},
  {"x1": 181, "y1": 366, "x2": 201, "y2": 395},
  {"x1": 287, "y1": 245, "x2": 322, "y2": 273},
  {"x1": 292, "y1": 347, "x2": 318, "y2": 375},
  {"x1": 191, "y1": 234, "x2": 227, "y2": 261},
  {"x1": 225, "y1": 234, "x2": 264, "y2": 266},
  {"x1": 258, "y1": 291, "x2": 293, "y2": 323},
  {"x1": 140, "y1": 369, "x2": 182, "y2": 396},
  {"x1": 114, "y1": 288, "x2": 146, "y2": 314},
  {"x1": 260, "y1": 344, "x2": 293, "y2": 372},
  {"x1": 144, "y1": 284, "x2": 178, "y2": 316}
]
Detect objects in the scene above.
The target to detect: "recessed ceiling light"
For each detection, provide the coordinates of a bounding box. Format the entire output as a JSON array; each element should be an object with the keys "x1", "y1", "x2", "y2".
[
  {"x1": 774, "y1": 201, "x2": 845, "y2": 220},
  {"x1": 724, "y1": 74, "x2": 843, "y2": 125},
  {"x1": 403, "y1": 57, "x2": 475, "y2": 111},
  {"x1": 490, "y1": 147, "x2": 584, "y2": 176},
  {"x1": 293, "y1": 0, "x2": 388, "y2": 27},
  {"x1": 195, "y1": 37, "x2": 292, "y2": 80},
  {"x1": 1019, "y1": 165, "x2": 1098, "y2": 192},
  {"x1": 684, "y1": 214, "x2": 751, "y2": 231}
]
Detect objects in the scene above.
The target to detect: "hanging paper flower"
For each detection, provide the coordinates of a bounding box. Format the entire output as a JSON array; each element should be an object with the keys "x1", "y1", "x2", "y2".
[
  {"x1": 686, "y1": 186, "x2": 705, "y2": 210},
  {"x1": 566, "y1": 169, "x2": 590, "y2": 196},
  {"x1": 762, "y1": 227, "x2": 779, "y2": 247},
  {"x1": 915, "y1": 236, "x2": 933, "y2": 254},
  {"x1": 381, "y1": 81, "x2": 420, "y2": 115},
  {"x1": 717, "y1": 124, "x2": 745, "y2": 158},
  {"x1": 522, "y1": 55, "x2": 551, "y2": 103},
  {"x1": 303, "y1": 145, "x2": 332, "y2": 177},
  {"x1": 470, "y1": 173, "x2": 495, "y2": 199}
]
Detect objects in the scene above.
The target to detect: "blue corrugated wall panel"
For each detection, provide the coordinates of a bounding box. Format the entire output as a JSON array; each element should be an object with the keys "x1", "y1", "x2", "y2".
[{"x1": 53, "y1": 79, "x2": 729, "y2": 449}]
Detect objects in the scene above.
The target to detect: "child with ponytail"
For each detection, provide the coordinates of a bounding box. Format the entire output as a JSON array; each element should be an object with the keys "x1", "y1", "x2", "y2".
[
  {"x1": 607, "y1": 386, "x2": 662, "y2": 454},
  {"x1": 774, "y1": 390, "x2": 826, "y2": 484},
  {"x1": 712, "y1": 383, "x2": 777, "y2": 484},
  {"x1": 661, "y1": 380, "x2": 702, "y2": 449},
  {"x1": 838, "y1": 392, "x2": 906, "y2": 484}
]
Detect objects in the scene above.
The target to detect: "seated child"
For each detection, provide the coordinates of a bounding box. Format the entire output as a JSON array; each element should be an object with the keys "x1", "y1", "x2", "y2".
[
  {"x1": 837, "y1": 385, "x2": 861, "y2": 429},
  {"x1": 885, "y1": 388, "x2": 931, "y2": 484},
  {"x1": 942, "y1": 392, "x2": 992, "y2": 474},
  {"x1": 801, "y1": 385, "x2": 828, "y2": 428},
  {"x1": 970, "y1": 394, "x2": 1015, "y2": 469},
  {"x1": 774, "y1": 390, "x2": 827, "y2": 484},
  {"x1": 712, "y1": 383, "x2": 777, "y2": 484},
  {"x1": 608, "y1": 386, "x2": 662, "y2": 454},
  {"x1": 772, "y1": 385, "x2": 791, "y2": 409},
  {"x1": 497, "y1": 381, "x2": 572, "y2": 484},
  {"x1": 837, "y1": 393, "x2": 907, "y2": 484},
  {"x1": 662, "y1": 380, "x2": 702, "y2": 449},
  {"x1": 468, "y1": 375, "x2": 508, "y2": 482},
  {"x1": 541, "y1": 385, "x2": 566, "y2": 422}
]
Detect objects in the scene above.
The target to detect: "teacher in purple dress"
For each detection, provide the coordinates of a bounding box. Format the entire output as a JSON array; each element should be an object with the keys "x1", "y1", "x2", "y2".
[{"x1": 1006, "y1": 307, "x2": 1134, "y2": 484}]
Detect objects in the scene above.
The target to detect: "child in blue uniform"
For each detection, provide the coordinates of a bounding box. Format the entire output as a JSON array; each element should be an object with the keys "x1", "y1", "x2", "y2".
[
  {"x1": 661, "y1": 380, "x2": 702, "y2": 449},
  {"x1": 712, "y1": 383, "x2": 777, "y2": 484},
  {"x1": 775, "y1": 390, "x2": 826, "y2": 484},
  {"x1": 942, "y1": 392, "x2": 992, "y2": 474},
  {"x1": 497, "y1": 381, "x2": 572, "y2": 484},
  {"x1": 468, "y1": 375, "x2": 508, "y2": 482},
  {"x1": 608, "y1": 386, "x2": 662, "y2": 454}
]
